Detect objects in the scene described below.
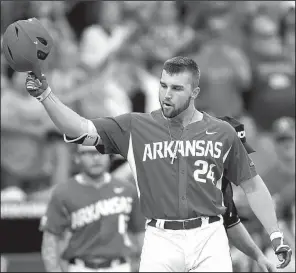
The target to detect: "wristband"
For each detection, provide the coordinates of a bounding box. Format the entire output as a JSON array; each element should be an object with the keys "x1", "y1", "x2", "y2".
[
  {"x1": 270, "y1": 231, "x2": 284, "y2": 242},
  {"x1": 36, "y1": 86, "x2": 52, "y2": 102}
]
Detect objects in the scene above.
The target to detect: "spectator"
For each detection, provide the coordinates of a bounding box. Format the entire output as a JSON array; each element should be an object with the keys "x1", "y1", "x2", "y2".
[
  {"x1": 246, "y1": 6, "x2": 295, "y2": 130},
  {"x1": 263, "y1": 119, "x2": 295, "y2": 272},
  {"x1": 1, "y1": 73, "x2": 51, "y2": 189},
  {"x1": 74, "y1": 54, "x2": 135, "y2": 120},
  {"x1": 1, "y1": 72, "x2": 70, "y2": 197},
  {"x1": 182, "y1": 1, "x2": 250, "y2": 50},
  {"x1": 1, "y1": 1, "x2": 34, "y2": 34},
  {"x1": 192, "y1": 39, "x2": 252, "y2": 117},
  {"x1": 46, "y1": 36, "x2": 86, "y2": 111},
  {"x1": 263, "y1": 117, "x2": 295, "y2": 197},
  {"x1": 79, "y1": 1, "x2": 137, "y2": 70},
  {"x1": 137, "y1": 1, "x2": 196, "y2": 64},
  {"x1": 279, "y1": 1, "x2": 295, "y2": 64}
]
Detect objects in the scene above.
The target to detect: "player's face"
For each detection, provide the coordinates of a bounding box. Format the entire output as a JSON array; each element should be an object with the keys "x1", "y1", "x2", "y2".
[
  {"x1": 276, "y1": 136, "x2": 295, "y2": 163},
  {"x1": 77, "y1": 147, "x2": 110, "y2": 178},
  {"x1": 159, "y1": 70, "x2": 194, "y2": 118}
]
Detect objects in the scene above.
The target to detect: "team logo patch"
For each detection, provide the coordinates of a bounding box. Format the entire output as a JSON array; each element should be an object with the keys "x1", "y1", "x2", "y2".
[{"x1": 237, "y1": 130, "x2": 246, "y2": 139}]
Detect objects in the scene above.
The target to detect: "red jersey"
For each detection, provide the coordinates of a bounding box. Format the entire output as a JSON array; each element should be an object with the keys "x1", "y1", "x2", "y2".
[
  {"x1": 91, "y1": 110, "x2": 257, "y2": 220},
  {"x1": 40, "y1": 173, "x2": 145, "y2": 261}
]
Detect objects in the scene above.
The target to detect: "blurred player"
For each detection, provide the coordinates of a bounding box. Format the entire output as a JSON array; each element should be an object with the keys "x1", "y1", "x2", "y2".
[
  {"x1": 27, "y1": 56, "x2": 292, "y2": 272},
  {"x1": 40, "y1": 145, "x2": 145, "y2": 272}
]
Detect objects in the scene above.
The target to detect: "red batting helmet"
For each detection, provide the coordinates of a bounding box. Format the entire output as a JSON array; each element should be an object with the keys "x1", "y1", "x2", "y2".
[{"x1": 2, "y1": 17, "x2": 53, "y2": 79}]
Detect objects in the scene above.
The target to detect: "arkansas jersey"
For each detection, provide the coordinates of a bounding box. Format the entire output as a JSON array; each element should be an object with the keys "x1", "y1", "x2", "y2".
[
  {"x1": 40, "y1": 173, "x2": 145, "y2": 261},
  {"x1": 89, "y1": 110, "x2": 257, "y2": 220}
]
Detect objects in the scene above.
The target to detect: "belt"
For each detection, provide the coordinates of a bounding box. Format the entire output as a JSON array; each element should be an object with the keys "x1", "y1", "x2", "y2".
[
  {"x1": 69, "y1": 257, "x2": 126, "y2": 269},
  {"x1": 148, "y1": 216, "x2": 220, "y2": 230}
]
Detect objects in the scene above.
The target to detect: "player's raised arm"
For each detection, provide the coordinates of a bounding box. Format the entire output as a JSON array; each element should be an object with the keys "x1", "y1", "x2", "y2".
[{"x1": 25, "y1": 72, "x2": 100, "y2": 146}]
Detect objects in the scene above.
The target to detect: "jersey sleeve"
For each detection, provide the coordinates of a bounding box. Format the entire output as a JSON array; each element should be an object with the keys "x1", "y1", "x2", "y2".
[
  {"x1": 39, "y1": 188, "x2": 70, "y2": 236},
  {"x1": 128, "y1": 185, "x2": 146, "y2": 233},
  {"x1": 224, "y1": 128, "x2": 257, "y2": 186},
  {"x1": 221, "y1": 177, "x2": 241, "y2": 229},
  {"x1": 91, "y1": 113, "x2": 132, "y2": 158}
]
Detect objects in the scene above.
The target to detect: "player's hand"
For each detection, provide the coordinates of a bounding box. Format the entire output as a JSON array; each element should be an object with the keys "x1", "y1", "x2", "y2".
[
  {"x1": 25, "y1": 72, "x2": 49, "y2": 98},
  {"x1": 271, "y1": 237, "x2": 293, "y2": 269},
  {"x1": 256, "y1": 256, "x2": 277, "y2": 272}
]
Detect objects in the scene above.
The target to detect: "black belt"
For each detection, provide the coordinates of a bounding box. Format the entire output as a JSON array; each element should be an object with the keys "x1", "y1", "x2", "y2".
[
  {"x1": 69, "y1": 257, "x2": 126, "y2": 269},
  {"x1": 148, "y1": 216, "x2": 220, "y2": 230}
]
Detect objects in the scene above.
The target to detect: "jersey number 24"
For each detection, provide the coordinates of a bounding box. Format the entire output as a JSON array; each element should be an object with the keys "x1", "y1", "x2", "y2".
[{"x1": 194, "y1": 160, "x2": 216, "y2": 184}]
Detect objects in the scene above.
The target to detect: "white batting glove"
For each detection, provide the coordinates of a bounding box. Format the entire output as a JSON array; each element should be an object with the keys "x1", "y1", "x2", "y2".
[
  {"x1": 270, "y1": 231, "x2": 292, "y2": 269},
  {"x1": 25, "y1": 72, "x2": 51, "y2": 102}
]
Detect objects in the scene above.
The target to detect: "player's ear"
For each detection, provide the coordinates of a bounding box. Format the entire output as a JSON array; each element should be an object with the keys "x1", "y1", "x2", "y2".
[{"x1": 191, "y1": 87, "x2": 200, "y2": 99}]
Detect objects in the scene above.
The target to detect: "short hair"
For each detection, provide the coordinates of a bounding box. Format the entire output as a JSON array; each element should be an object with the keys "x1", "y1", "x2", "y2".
[{"x1": 163, "y1": 56, "x2": 200, "y2": 87}]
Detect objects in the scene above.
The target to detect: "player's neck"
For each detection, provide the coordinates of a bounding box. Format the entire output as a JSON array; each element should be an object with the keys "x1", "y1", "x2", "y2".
[
  {"x1": 79, "y1": 172, "x2": 110, "y2": 188},
  {"x1": 169, "y1": 104, "x2": 202, "y2": 127}
]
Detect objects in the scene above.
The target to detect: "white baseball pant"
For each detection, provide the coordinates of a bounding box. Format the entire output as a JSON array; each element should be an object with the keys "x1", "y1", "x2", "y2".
[{"x1": 139, "y1": 216, "x2": 232, "y2": 272}]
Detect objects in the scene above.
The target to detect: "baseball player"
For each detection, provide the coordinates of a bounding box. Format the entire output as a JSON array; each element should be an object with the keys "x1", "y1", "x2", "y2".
[
  {"x1": 26, "y1": 56, "x2": 292, "y2": 272},
  {"x1": 40, "y1": 145, "x2": 145, "y2": 272},
  {"x1": 114, "y1": 115, "x2": 278, "y2": 272}
]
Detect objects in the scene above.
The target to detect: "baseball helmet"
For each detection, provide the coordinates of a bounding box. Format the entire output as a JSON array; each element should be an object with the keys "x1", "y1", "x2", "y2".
[
  {"x1": 219, "y1": 116, "x2": 256, "y2": 154},
  {"x1": 2, "y1": 17, "x2": 53, "y2": 79}
]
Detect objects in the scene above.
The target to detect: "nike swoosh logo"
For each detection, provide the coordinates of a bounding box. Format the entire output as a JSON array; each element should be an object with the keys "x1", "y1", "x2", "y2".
[{"x1": 206, "y1": 130, "x2": 217, "y2": 135}]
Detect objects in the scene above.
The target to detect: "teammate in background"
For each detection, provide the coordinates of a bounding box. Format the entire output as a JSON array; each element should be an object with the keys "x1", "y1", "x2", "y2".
[
  {"x1": 40, "y1": 145, "x2": 145, "y2": 272},
  {"x1": 27, "y1": 55, "x2": 292, "y2": 272}
]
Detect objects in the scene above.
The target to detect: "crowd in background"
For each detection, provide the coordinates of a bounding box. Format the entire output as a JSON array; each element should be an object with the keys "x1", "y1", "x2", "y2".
[{"x1": 1, "y1": 1, "x2": 295, "y2": 272}]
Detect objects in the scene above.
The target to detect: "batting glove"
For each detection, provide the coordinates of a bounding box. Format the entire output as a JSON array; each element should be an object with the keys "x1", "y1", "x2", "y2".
[
  {"x1": 25, "y1": 72, "x2": 51, "y2": 102},
  {"x1": 270, "y1": 231, "x2": 292, "y2": 269}
]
